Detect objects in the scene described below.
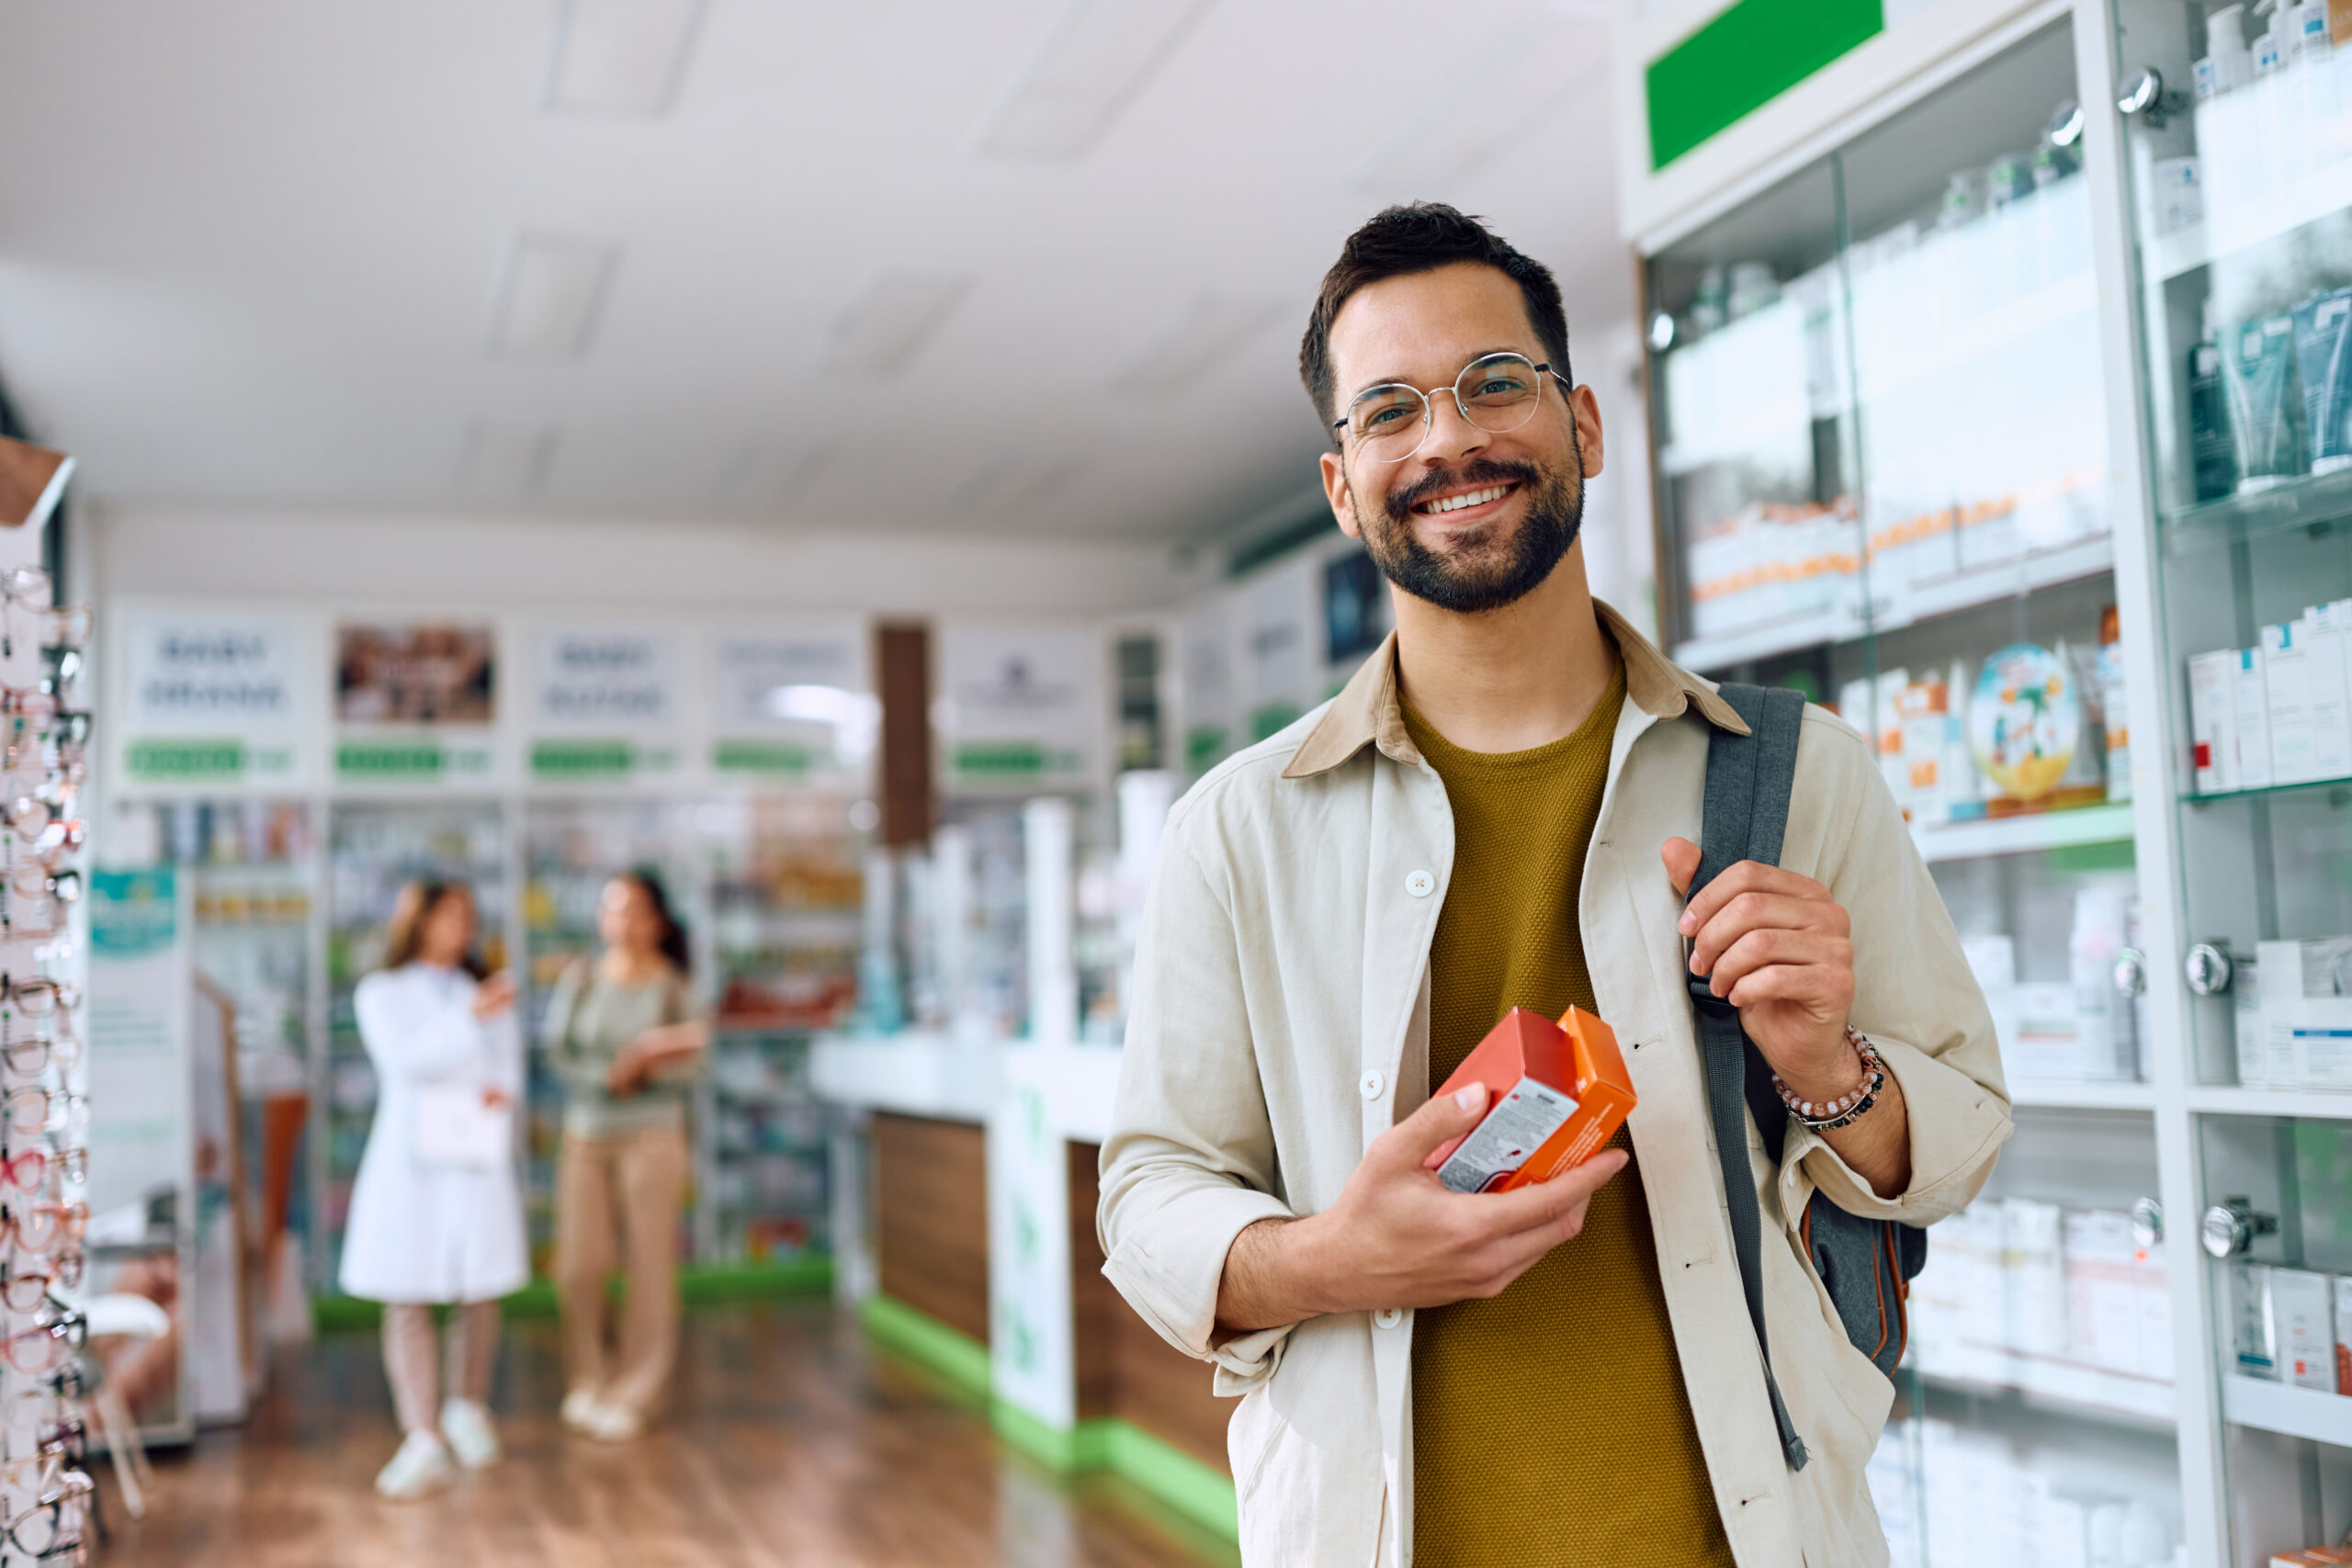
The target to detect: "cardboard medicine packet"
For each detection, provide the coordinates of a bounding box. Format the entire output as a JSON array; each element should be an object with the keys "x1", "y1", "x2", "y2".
[{"x1": 1423, "y1": 1006, "x2": 1636, "y2": 1193}]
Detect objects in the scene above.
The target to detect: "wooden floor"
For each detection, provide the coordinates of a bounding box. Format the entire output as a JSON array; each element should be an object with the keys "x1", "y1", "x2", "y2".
[{"x1": 101, "y1": 1301, "x2": 1241, "y2": 1568}]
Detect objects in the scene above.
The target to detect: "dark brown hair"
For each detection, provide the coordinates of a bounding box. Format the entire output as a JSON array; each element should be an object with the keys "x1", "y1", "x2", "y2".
[
  {"x1": 611, "y1": 868, "x2": 690, "y2": 976},
  {"x1": 1299, "y1": 203, "x2": 1573, "y2": 435},
  {"x1": 382, "y1": 879, "x2": 486, "y2": 978}
]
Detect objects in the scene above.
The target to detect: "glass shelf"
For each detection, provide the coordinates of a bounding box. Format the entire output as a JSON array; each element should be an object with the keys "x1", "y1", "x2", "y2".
[{"x1": 2163, "y1": 466, "x2": 2352, "y2": 558}]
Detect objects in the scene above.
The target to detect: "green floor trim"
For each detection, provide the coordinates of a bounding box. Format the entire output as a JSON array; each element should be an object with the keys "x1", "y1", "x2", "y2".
[
  {"x1": 987, "y1": 1404, "x2": 1117, "y2": 1473},
  {"x1": 857, "y1": 1294, "x2": 991, "y2": 1400},
  {"x1": 1102, "y1": 1418, "x2": 1239, "y2": 1542},
  {"x1": 312, "y1": 1258, "x2": 833, "y2": 1333}
]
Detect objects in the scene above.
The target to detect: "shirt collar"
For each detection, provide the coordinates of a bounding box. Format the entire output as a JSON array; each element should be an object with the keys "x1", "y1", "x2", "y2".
[{"x1": 1279, "y1": 598, "x2": 1750, "y2": 780}]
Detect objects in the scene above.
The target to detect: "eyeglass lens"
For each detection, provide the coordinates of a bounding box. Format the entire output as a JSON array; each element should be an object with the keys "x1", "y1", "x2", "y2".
[{"x1": 1343, "y1": 353, "x2": 1553, "y2": 464}]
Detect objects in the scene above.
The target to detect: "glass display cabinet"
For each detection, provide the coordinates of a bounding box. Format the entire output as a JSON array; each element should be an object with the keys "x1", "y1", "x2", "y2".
[
  {"x1": 2109, "y1": 0, "x2": 2352, "y2": 1559},
  {"x1": 1637, "y1": 13, "x2": 2187, "y2": 1563}
]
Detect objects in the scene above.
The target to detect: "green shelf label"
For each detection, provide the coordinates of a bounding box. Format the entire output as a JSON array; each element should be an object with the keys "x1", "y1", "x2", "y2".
[
  {"x1": 128, "y1": 739, "x2": 244, "y2": 781},
  {"x1": 336, "y1": 739, "x2": 446, "y2": 779},
  {"x1": 530, "y1": 739, "x2": 635, "y2": 779},
  {"x1": 713, "y1": 739, "x2": 817, "y2": 777}
]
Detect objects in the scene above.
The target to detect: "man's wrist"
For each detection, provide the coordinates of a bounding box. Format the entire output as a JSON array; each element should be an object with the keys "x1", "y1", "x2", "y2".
[{"x1": 1773, "y1": 1028, "x2": 1868, "y2": 1105}]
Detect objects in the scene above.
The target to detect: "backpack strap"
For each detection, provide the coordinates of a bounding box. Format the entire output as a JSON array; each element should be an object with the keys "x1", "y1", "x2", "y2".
[{"x1": 1689, "y1": 681, "x2": 1810, "y2": 1472}]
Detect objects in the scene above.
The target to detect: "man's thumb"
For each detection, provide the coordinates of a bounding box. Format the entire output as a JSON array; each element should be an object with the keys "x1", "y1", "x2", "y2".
[{"x1": 1388, "y1": 1081, "x2": 1488, "y2": 1168}]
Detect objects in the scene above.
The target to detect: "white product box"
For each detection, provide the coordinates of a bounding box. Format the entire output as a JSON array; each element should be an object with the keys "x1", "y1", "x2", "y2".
[
  {"x1": 1876, "y1": 669, "x2": 1911, "y2": 814},
  {"x1": 2307, "y1": 601, "x2": 2352, "y2": 778},
  {"x1": 2188, "y1": 648, "x2": 2239, "y2": 792},
  {"x1": 2256, "y1": 936, "x2": 2352, "y2": 1089},
  {"x1": 2233, "y1": 646, "x2": 2276, "y2": 789},
  {"x1": 2335, "y1": 1275, "x2": 2352, "y2": 1394},
  {"x1": 2006, "y1": 981, "x2": 2092, "y2": 1080},
  {"x1": 2271, "y1": 1267, "x2": 2336, "y2": 1393},
  {"x1": 2005, "y1": 1198, "x2": 2068, "y2": 1358},
  {"x1": 2134, "y1": 1235, "x2": 2174, "y2": 1382},
  {"x1": 2233, "y1": 1262, "x2": 2278, "y2": 1379},
  {"x1": 2063, "y1": 1209, "x2": 2141, "y2": 1372},
  {"x1": 2263, "y1": 620, "x2": 2320, "y2": 784},
  {"x1": 2235, "y1": 953, "x2": 2281, "y2": 1087}
]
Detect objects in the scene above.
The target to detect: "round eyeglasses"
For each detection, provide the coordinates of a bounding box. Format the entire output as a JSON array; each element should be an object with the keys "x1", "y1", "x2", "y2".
[{"x1": 1334, "y1": 352, "x2": 1571, "y2": 465}]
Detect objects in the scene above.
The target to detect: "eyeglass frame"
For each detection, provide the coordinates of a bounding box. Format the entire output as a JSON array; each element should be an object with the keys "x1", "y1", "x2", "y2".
[{"x1": 1329, "y1": 352, "x2": 1577, "y2": 464}]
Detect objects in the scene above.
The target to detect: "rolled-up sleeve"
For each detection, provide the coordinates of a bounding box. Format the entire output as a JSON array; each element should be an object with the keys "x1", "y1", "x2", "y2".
[
  {"x1": 1792, "y1": 721, "x2": 2012, "y2": 1226},
  {"x1": 1098, "y1": 812, "x2": 1296, "y2": 1391}
]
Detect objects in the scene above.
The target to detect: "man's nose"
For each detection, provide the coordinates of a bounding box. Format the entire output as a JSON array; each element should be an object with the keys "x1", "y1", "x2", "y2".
[{"x1": 1417, "y1": 392, "x2": 1487, "y2": 468}]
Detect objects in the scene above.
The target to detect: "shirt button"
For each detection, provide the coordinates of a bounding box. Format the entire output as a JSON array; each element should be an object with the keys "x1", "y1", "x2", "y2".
[
  {"x1": 1405, "y1": 869, "x2": 1435, "y2": 897},
  {"x1": 1374, "y1": 1307, "x2": 1404, "y2": 1329},
  {"x1": 1359, "y1": 1069, "x2": 1385, "y2": 1100}
]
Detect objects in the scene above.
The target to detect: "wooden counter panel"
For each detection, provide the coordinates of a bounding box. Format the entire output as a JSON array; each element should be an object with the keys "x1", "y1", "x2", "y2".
[
  {"x1": 875, "y1": 1111, "x2": 989, "y2": 1346},
  {"x1": 1069, "y1": 1141, "x2": 1233, "y2": 1474}
]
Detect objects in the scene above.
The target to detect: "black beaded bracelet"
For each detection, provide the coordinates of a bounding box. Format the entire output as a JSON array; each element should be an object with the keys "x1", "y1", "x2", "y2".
[{"x1": 1771, "y1": 1029, "x2": 1885, "y2": 1132}]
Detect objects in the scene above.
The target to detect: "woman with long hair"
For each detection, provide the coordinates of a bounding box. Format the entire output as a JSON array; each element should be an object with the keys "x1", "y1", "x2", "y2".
[
  {"x1": 542, "y1": 869, "x2": 706, "y2": 1442},
  {"x1": 340, "y1": 879, "x2": 525, "y2": 1499}
]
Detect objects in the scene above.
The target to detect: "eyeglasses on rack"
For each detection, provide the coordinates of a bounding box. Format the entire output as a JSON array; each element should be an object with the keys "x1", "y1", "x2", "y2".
[
  {"x1": 2, "y1": 1466, "x2": 92, "y2": 1561},
  {"x1": 0, "y1": 1202, "x2": 86, "y2": 1255},
  {"x1": 0, "y1": 1091, "x2": 86, "y2": 1140},
  {"x1": 0, "y1": 979, "x2": 80, "y2": 1020},
  {"x1": 1, "y1": 1312, "x2": 86, "y2": 1377},
  {"x1": 0, "y1": 1256, "x2": 82, "y2": 1314},
  {"x1": 0, "y1": 1036, "x2": 82, "y2": 1084}
]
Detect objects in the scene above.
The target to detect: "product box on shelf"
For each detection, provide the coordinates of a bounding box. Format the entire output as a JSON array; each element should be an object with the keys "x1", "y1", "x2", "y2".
[
  {"x1": 2232, "y1": 1261, "x2": 2278, "y2": 1379},
  {"x1": 2251, "y1": 937, "x2": 2352, "y2": 1089},
  {"x1": 2335, "y1": 1274, "x2": 2352, "y2": 1393},
  {"x1": 1424, "y1": 1007, "x2": 1634, "y2": 1194},
  {"x1": 2272, "y1": 1266, "x2": 2339, "y2": 1393}
]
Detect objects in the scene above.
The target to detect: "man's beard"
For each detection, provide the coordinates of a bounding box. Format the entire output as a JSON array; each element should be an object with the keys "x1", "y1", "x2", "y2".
[{"x1": 1354, "y1": 440, "x2": 1585, "y2": 615}]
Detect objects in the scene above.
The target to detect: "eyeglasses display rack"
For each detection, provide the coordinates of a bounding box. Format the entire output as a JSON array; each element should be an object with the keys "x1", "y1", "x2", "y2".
[{"x1": 0, "y1": 524, "x2": 96, "y2": 1562}]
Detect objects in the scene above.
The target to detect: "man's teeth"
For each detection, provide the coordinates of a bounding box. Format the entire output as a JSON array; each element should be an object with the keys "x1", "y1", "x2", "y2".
[{"x1": 1420, "y1": 484, "x2": 1510, "y2": 514}]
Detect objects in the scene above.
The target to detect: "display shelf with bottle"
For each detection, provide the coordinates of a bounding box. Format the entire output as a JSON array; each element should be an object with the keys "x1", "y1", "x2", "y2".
[
  {"x1": 320, "y1": 801, "x2": 511, "y2": 1288},
  {"x1": 704, "y1": 794, "x2": 864, "y2": 1032},
  {"x1": 697, "y1": 1024, "x2": 830, "y2": 1264}
]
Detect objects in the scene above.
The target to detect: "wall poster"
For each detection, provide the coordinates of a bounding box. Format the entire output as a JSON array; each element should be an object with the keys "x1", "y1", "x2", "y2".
[
  {"x1": 933, "y1": 625, "x2": 1100, "y2": 793},
  {"x1": 526, "y1": 624, "x2": 684, "y2": 784},
  {"x1": 707, "y1": 623, "x2": 875, "y2": 784},
  {"x1": 118, "y1": 610, "x2": 311, "y2": 788},
  {"x1": 333, "y1": 621, "x2": 499, "y2": 784}
]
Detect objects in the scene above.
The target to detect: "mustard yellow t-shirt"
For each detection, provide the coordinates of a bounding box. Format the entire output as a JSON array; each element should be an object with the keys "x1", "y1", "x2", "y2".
[{"x1": 1406, "y1": 660, "x2": 1734, "y2": 1567}]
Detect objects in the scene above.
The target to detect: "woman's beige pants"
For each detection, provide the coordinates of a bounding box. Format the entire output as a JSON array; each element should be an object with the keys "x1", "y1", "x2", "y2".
[{"x1": 551, "y1": 1122, "x2": 689, "y2": 1419}]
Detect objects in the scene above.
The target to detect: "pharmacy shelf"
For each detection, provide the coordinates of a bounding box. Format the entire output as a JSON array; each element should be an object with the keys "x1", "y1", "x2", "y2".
[
  {"x1": 2008, "y1": 1079, "x2": 2158, "y2": 1111},
  {"x1": 2219, "y1": 1374, "x2": 2352, "y2": 1447},
  {"x1": 2186, "y1": 770, "x2": 2352, "y2": 807},
  {"x1": 1919, "y1": 1366, "x2": 2176, "y2": 1432},
  {"x1": 2184, "y1": 1085, "x2": 2352, "y2": 1121},
  {"x1": 1910, "y1": 802, "x2": 2135, "y2": 863},
  {"x1": 2149, "y1": 157, "x2": 2352, "y2": 283},
  {"x1": 1672, "y1": 534, "x2": 2115, "y2": 673},
  {"x1": 2163, "y1": 466, "x2": 2352, "y2": 560}
]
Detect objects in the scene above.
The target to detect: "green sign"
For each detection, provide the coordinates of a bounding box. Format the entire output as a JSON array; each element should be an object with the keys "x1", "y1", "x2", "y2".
[
  {"x1": 1646, "y1": 0, "x2": 1883, "y2": 170},
  {"x1": 1249, "y1": 703, "x2": 1302, "y2": 744},
  {"x1": 336, "y1": 739, "x2": 446, "y2": 779},
  {"x1": 530, "y1": 739, "x2": 635, "y2": 779},
  {"x1": 713, "y1": 739, "x2": 818, "y2": 777},
  {"x1": 1185, "y1": 724, "x2": 1230, "y2": 776},
  {"x1": 951, "y1": 740, "x2": 1083, "y2": 779},
  {"x1": 128, "y1": 739, "x2": 244, "y2": 782}
]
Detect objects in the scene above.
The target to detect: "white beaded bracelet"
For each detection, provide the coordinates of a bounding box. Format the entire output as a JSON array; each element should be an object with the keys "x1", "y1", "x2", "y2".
[{"x1": 1770, "y1": 1029, "x2": 1885, "y2": 1132}]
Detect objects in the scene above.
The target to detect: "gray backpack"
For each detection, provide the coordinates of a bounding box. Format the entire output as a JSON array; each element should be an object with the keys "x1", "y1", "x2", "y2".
[{"x1": 1688, "y1": 682, "x2": 1928, "y2": 1473}]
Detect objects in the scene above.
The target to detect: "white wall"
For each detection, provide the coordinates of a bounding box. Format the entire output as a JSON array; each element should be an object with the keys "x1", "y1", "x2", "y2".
[{"x1": 88, "y1": 503, "x2": 1192, "y2": 617}]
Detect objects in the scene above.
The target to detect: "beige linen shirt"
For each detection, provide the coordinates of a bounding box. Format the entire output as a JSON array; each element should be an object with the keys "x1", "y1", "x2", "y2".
[{"x1": 1098, "y1": 604, "x2": 2011, "y2": 1568}]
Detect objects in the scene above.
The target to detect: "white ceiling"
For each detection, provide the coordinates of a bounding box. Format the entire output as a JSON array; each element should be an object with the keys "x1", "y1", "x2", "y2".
[{"x1": 0, "y1": 0, "x2": 1629, "y2": 542}]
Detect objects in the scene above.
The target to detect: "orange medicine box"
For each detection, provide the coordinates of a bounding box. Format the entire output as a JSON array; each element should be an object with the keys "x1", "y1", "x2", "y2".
[{"x1": 1422, "y1": 1006, "x2": 1636, "y2": 1193}]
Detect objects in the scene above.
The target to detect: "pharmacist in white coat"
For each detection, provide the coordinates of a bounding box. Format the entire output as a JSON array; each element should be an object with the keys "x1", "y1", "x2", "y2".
[{"x1": 340, "y1": 879, "x2": 526, "y2": 1501}]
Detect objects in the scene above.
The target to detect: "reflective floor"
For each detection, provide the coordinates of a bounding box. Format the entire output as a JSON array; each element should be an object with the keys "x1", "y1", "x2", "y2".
[{"x1": 104, "y1": 1300, "x2": 1239, "y2": 1568}]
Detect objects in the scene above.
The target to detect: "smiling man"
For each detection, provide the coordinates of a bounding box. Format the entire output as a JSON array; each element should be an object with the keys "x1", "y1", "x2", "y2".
[{"x1": 1098, "y1": 205, "x2": 2008, "y2": 1567}]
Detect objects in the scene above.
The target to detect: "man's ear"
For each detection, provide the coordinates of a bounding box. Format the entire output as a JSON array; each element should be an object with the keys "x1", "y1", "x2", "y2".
[{"x1": 1321, "y1": 450, "x2": 1361, "y2": 541}]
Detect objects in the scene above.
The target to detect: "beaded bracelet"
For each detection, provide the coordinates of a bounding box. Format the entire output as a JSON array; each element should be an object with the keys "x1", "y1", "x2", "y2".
[{"x1": 1771, "y1": 1029, "x2": 1885, "y2": 1132}]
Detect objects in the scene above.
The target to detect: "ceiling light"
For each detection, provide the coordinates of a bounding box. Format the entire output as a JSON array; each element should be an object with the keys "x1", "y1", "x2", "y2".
[
  {"x1": 543, "y1": 0, "x2": 708, "y2": 116},
  {"x1": 458, "y1": 423, "x2": 560, "y2": 502},
  {"x1": 819, "y1": 276, "x2": 970, "y2": 376},
  {"x1": 968, "y1": 0, "x2": 1213, "y2": 161},
  {"x1": 487, "y1": 234, "x2": 621, "y2": 358},
  {"x1": 1108, "y1": 297, "x2": 1277, "y2": 398},
  {"x1": 1344, "y1": 0, "x2": 1608, "y2": 192}
]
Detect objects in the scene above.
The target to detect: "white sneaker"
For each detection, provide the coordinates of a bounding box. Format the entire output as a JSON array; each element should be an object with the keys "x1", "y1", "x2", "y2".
[
  {"x1": 560, "y1": 1387, "x2": 602, "y2": 1432},
  {"x1": 374, "y1": 1430, "x2": 456, "y2": 1500},
  {"x1": 439, "y1": 1397, "x2": 501, "y2": 1470},
  {"x1": 578, "y1": 1398, "x2": 644, "y2": 1443}
]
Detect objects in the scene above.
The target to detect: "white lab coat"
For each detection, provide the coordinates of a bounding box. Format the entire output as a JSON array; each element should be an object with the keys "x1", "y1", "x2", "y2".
[{"x1": 338, "y1": 964, "x2": 528, "y2": 1303}]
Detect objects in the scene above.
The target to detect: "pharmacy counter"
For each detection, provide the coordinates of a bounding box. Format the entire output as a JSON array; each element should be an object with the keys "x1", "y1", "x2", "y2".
[{"x1": 812, "y1": 1033, "x2": 1236, "y2": 1540}]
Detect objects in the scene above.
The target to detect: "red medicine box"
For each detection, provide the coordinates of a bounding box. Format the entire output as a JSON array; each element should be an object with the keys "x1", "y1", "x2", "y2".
[{"x1": 1422, "y1": 1006, "x2": 1636, "y2": 1193}]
